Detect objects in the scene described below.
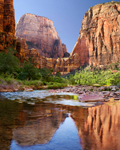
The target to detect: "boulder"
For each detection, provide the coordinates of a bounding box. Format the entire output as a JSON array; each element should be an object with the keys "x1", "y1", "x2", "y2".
[{"x1": 78, "y1": 94, "x2": 105, "y2": 102}]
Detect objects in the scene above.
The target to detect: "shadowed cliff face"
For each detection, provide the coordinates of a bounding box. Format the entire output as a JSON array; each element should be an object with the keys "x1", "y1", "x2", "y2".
[
  {"x1": 0, "y1": 0, "x2": 15, "y2": 51},
  {"x1": 15, "y1": 13, "x2": 68, "y2": 59},
  {"x1": 79, "y1": 103, "x2": 120, "y2": 150},
  {"x1": 72, "y1": 2, "x2": 120, "y2": 66}
]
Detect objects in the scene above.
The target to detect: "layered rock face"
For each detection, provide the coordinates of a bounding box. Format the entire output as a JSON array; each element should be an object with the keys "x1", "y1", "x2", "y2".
[
  {"x1": 15, "y1": 13, "x2": 68, "y2": 58},
  {"x1": 24, "y1": 46, "x2": 80, "y2": 74},
  {"x1": 72, "y1": 2, "x2": 120, "y2": 66},
  {"x1": 0, "y1": 0, "x2": 15, "y2": 51},
  {"x1": 15, "y1": 37, "x2": 79, "y2": 74}
]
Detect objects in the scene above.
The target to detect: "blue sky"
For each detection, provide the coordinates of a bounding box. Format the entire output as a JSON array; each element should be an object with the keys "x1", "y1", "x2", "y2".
[{"x1": 14, "y1": 0, "x2": 120, "y2": 53}]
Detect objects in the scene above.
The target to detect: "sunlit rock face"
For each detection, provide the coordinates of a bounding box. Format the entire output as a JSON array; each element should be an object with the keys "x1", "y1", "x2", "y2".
[
  {"x1": 0, "y1": 0, "x2": 15, "y2": 51},
  {"x1": 72, "y1": 2, "x2": 120, "y2": 66},
  {"x1": 79, "y1": 103, "x2": 120, "y2": 150},
  {"x1": 15, "y1": 13, "x2": 68, "y2": 58}
]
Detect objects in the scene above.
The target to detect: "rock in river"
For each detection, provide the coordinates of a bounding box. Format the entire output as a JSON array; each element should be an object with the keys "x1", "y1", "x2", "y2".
[{"x1": 78, "y1": 94, "x2": 105, "y2": 102}]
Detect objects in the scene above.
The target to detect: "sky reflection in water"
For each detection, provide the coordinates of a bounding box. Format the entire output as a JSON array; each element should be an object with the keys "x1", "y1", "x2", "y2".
[{"x1": 11, "y1": 117, "x2": 82, "y2": 150}]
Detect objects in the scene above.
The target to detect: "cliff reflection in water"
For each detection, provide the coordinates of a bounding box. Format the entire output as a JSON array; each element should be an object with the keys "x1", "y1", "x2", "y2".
[
  {"x1": 1, "y1": 93, "x2": 120, "y2": 150},
  {"x1": 79, "y1": 103, "x2": 120, "y2": 150},
  {"x1": 0, "y1": 93, "x2": 87, "y2": 150},
  {"x1": 13, "y1": 103, "x2": 66, "y2": 146},
  {"x1": 12, "y1": 103, "x2": 87, "y2": 147}
]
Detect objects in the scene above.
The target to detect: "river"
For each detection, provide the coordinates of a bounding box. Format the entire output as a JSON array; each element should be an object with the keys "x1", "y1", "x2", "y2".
[{"x1": 0, "y1": 90, "x2": 120, "y2": 150}]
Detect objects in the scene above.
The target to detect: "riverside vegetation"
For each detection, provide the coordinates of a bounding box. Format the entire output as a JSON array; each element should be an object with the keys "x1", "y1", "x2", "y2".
[
  {"x1": 0, "y1": 47, "x2": 68, "y2": 91},
  {"x1": 68, "y1": 64, "x2": 120, "y2": 87},
  {"x1": 1, "y1": 47, "x2": 120, "y2": 91}
]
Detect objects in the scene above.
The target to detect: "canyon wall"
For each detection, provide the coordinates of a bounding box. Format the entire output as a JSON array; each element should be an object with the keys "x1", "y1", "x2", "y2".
[
  {"x1": 15, "y1": 2, "x2": 120, "y2": 73},
  {"x1": 2, "y1": 1, "x2": 120, "y2": 74},
  {"x1": 15, "y1": 13, "x2": 69, "y2": 59},
  {"x1": 0, "y1": 0, "x2": 15, "y2": 51},
  {"x1": 72, "y1": 2, "x2": 120, "y2": 66}
]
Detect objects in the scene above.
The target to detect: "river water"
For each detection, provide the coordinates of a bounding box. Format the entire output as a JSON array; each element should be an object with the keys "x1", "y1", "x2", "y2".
[{"x1": 0, "y1": 90, "x2": 120, "y2": 150}]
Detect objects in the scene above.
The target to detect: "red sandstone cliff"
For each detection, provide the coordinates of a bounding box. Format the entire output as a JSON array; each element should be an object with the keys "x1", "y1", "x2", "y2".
[
  {"x1": 72, "y1": 2, "x2": 120, "y2": 66},
  {"x1": 15, "y1": 13, "x2": 69, "y2": 59},
  {"x1": 0, "y1": 0, "x2": 15, "y2": 51}
]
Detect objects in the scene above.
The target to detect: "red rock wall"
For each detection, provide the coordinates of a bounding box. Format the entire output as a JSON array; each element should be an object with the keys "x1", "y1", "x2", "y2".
[
  {"x1": 72, "y1": 2, "x2": 120, "y2": 66},
  {"x1": 15, "y1": 13, "x2": 68, "y2": 59},
  {"x1": 0, "y1": 0, "x2": 15, "y2": 51}
]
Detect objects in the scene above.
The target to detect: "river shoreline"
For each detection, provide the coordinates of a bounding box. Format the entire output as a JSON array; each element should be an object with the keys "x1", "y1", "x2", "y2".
[
  {"x1": 1, "y1": 84, "x2": 120, "y2": 102},
  {"x1": 51, "y1": 85, "x2": 120, "y2": 102}
]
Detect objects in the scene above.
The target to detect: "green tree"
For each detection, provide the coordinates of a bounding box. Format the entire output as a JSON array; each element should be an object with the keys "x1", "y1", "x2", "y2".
[
  {"x1": 0, "y1": 47, "x2": 20, "y2": 77},
  {"x1": 18, "y1": 60, "x2": 41, "y2": 80},
  {"x1": 40, "y1": 68, "x2": 53, "y2": 82}
]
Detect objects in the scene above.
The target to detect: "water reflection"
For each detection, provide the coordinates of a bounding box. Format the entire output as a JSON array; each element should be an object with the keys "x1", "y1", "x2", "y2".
[
  {"x1": 79, "y1": 103, "x2": 120, "y2": 150},
  {"x1": 11, "y1": 117, "x2": 81, "y2": 150},
  {"x1": 10, "y1": 103, "x2": 87, "y2": 149},
  {"x1": 0, "y1": 97, "x2": 87, "y2": 150},
  {"x1": 0, "y1": 91, "x2": 120, "y2": 150},
  {"x1": 12, "y1": 104, "x2": 66, "y2": 146}
]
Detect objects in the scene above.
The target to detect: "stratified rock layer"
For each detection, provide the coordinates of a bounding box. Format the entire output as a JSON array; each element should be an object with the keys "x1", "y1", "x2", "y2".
[
  {"x1": 72, "y1": 2, "x2": 120, "y2": 66},
  {"x1": 15, "y1": 13, "x2": 68, "y2": 58},
  {"x1": 0, "y1": 0, "x2": 15, "y2": 51},
  {"x1": 15, "y1": 37, "x2": 79, "y2": 74},
  {"x1": 24, "y1": 45, "x2": 80, "y2": 74}
]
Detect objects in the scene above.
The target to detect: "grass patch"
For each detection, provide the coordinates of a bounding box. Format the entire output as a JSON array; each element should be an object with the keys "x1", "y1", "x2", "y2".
[{"x1": 47, "y1": 82, "x2": 68, "y2": 89}]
